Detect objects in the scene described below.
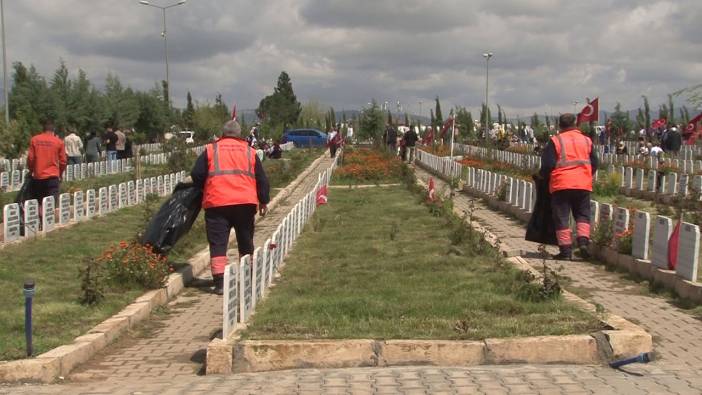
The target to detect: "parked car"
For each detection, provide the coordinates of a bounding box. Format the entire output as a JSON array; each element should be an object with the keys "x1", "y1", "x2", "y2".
[{"x1": 281, "y1": 128, "x2": 328, "y2": 147}]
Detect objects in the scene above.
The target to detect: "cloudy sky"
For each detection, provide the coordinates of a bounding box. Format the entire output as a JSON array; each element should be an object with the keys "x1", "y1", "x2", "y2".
[{"x1": 6, "y1": 0, "x2": 702, "y2": 117}]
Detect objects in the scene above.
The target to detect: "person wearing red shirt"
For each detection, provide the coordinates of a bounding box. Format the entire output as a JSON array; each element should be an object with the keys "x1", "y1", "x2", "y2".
[{"x1": 27, "y1": 120, "x2": 67, "y2": 203}]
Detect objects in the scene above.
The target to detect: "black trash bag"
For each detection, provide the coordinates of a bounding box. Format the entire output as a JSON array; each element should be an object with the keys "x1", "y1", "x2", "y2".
[
  {"x1": 525, "y1": 174, "x2": 558, "y2": 245},
  {"x1": 141, "y1": 182, "x2": 202, "y2": 254},
  {"x1": 14, "y1": 174, "x2": 33, "y2": 237}
]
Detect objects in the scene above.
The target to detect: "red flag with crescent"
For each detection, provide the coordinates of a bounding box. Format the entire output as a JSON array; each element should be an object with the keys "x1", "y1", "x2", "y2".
[
  {"x1": 439, "y1": 116, "x2": 454, "y2": 139},
  {"x1": 427, "y1": 177, "x2": 436, "y2": 202},
  {"x1": 576, "y1": 98, "x2": 598, "y2": 124},
  {"x1": 684, "y1": 113, "x2": 702, "y2": 144},
  {"x1": 652, "y1": 118, "x2": 667, "y2": 129},
  {"x1": 422, "y1": 127, "x2": 434, "y2": 145}
]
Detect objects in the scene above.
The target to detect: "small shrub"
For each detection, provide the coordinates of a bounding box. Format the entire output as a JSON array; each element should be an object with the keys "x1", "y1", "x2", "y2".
[
  {"x1": 594, "y1": 172, "x2": 621, "y2": 197},
  {"x1": 616, "y1": 229, "x2": 633, "y2": 255},
  {"x1": 593, "y1": 219, "x2": 614, "y2": 247},
  {"x1": 78, "y1": 257, "x2": 105, "y2": 305},
  {"x1": 98, "y1": 241, "x2": 173, "y2": 289},
  {"x1": 515, "y1": 252, "x2": 562, "y2": 302}
]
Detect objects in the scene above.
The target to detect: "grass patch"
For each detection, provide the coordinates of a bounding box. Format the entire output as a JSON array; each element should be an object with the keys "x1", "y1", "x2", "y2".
[
  {"x1": 242, "y1": 187, "x2": 602, "y2": 340},
  {"x1": 0, "y1": 149, "x2": 321, "y2": 360}
]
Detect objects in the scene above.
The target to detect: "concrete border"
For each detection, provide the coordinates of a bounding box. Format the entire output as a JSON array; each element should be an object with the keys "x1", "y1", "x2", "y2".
[
  {"x1": 0, "y1": 151, "x2": 328, "y2": 384},
  {"x1": 203, "y1": 170, "x2": 651, "y2": 375}
]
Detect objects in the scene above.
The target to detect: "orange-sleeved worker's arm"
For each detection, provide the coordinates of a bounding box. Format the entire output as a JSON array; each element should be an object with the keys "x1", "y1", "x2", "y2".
[{"x1": 27, "y1": 139, "x2": 36, "y2": 172}]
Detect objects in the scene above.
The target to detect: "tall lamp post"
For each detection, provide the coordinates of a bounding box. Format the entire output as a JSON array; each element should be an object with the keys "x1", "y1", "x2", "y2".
[
  {"x1": 1, "y1": 0, "x2": 8, "y2": 124},
  {"x1": 139, "y1": 0, "x2": 186, "y2": 105},
  {"x1": 483, "y1": 52, "x2": 493, "y2": 139}
]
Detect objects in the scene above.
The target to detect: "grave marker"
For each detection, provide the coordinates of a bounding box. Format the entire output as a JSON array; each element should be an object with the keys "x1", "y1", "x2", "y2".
[
  {"x1": 3, "y1": 203, "x2": 21, "y2": 242},
  {"x1": 676, "y1": 223, "x2": 700, "y2": 281},
  {"x1": 24, "y1": 199, "x2": 39, "y2": 238},
  {"x1": 222, "y1": 260, "x2": 239, "y2": 337},
  {"x1": 74, "y1": 191, "x2": 85, "y2": 222},
  {"x1": 98, "y1": 187, "x2": 108, "y2": 215},
  {"x1": 42, "y1": 196, "x2": 55, "y2": 232},
  {"x1": 632, "y1": 211, "x2": 650, "y2": 260},
  {"x1": 86, "y1": 189, "x2": 96, "y2": 218},
  {"x1": 59, "y1": 193, "x2": 71, "y2": 225},
  {"x1": 652, "y1": 216, "x2": 672, "y2": 269}
]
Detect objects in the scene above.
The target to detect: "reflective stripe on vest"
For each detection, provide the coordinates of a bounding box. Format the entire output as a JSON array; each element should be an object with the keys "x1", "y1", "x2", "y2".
[
  {"x1": 208, "y1": 141, "x2": 255, "y2": 178},
  {"x1": 554, "y1": 134, "x2": 591, "y2": 168}
]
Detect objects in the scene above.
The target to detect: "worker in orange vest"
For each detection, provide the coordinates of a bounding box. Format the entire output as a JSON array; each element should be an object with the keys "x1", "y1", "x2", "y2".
[
  {"x1": 539, "y1": 113, "x2": 599, "y2": 260},
  {"x1": 191, "y1": 120, "x2": 270, "y2": 294},
  {"x1": 27, "y1": 119, "x2": 67, "y2": 205}
]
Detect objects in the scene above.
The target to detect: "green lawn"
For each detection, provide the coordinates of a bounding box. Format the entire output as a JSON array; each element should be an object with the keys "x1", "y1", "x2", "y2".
[
  {"x1": 0, "y1": 149, "x2": 321, "y2": 360},
  {"x1": 243, "y1": 186, "x2": 601, "y2": 340}
]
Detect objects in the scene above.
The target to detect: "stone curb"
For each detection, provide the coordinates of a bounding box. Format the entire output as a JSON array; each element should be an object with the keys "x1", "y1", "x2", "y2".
[
  {"x1": 205, "y1": 170, "x2": 650, "y2": 375},
  {"x1": 0, "y1": 152, "x2": 328, "y2": 384}
]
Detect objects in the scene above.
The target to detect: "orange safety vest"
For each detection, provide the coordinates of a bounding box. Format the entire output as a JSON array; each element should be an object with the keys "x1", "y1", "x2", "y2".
[
  {"x1": 549, "y1": 129, "x2": 593, "y2": 193},
  {"x1": 202, "y1": 137, "x2": 258, "y2": 208}
]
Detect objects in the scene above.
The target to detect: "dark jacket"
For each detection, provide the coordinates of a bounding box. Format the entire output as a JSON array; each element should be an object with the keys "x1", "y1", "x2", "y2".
[
  {"x1": 404, "y1": 129, "x2": 418, "y2": 147},
  {"x1": 104, "y1": 131, "x2": 118, "y2": 151},
  {"x1": 190, "y1": 138, "x2": 271, "y2": 205},
  {"x1": 385, "y1": 127, "x2": 397, "y2": 145}
]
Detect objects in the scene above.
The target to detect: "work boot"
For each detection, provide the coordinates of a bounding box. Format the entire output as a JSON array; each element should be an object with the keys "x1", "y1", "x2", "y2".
[
  {"x1": 552, "y1": 246, "x2": 572, "y2": 261},
  {"x1": 212, "y1": 274, "x2": 224, "y2": 295},
  {"x1": 577, "y1": 237, "x2": 591, "y2": 260}
]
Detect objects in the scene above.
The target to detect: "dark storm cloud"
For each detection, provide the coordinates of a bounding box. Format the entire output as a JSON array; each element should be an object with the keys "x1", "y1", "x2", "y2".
[{"x1": 5, "y1": 0, "x2": 702, "y2": 115}]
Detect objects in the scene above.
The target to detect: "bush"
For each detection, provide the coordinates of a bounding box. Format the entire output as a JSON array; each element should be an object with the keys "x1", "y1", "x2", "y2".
[
  {"x1": 335, "y1": 148, "x2": 404, "y2": 182},
  {"x1": 593, "y1": 219, "x2": 614, "y2": 247},
  {"x1": 594, "y1": 172, "x2": 621, "y2": 197},
  {"x1": 78, "y1": 257, "x2": 105, "y2": 305},
  {"x1": 98, "y1": 241, "x2": 173, "y2": 289}
]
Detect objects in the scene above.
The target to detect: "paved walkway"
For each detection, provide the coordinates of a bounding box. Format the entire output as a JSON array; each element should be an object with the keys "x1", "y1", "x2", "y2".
[
  {"x1": 65, "y1": 154, "x2": 335, "y2": 382},
  {"x1": 3, "y1": 162, "x2": 702, "y2": 394}
]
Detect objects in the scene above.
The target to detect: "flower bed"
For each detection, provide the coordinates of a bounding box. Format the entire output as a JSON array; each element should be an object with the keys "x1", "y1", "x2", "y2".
[
  {"x1": 335, "y1": 148, "x2": 405, "y2": 183},
  {"x1": 456, "y1": 156, "x2": 532, "y2": 180}
]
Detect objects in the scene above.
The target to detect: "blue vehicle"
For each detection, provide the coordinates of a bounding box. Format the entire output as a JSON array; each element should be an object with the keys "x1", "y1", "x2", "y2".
[{"x1": 281, "y1": 128, "x2": 328, "y2": 147}]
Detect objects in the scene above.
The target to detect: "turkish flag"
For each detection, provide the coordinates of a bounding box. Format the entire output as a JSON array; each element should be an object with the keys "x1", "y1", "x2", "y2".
[
  {"x1": 427, "y1": 177, "x2": 436, "y2": 202},
  {"x1": 576, "y1": 98, "x2": 598, "y2": 124},
  {"x1": 652, "y1": 118, "x2": 667, "y2": 129},
  {"x1": 685, "y1": 113, "x2": 702, "y2": 144},
  {"x1": 231, "y1": 103, "x2": 237, "y2": 121},
  {"x1": 439, "y1": 117, "x2": 454, "y2": 139},
  {"x1": 668, "y1": 221, "x2": 681, "y2": 270},
  {"x1": 422, "y1": 127, "x2": 434, "y2": 145},
  {"x1": 316, "y1": 185, "x2": 328, "y2": 206}
]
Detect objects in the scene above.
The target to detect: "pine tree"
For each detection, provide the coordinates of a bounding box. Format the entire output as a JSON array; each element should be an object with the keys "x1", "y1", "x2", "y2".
[
  {"x1": 610, "y1": 102, "x2": 632, "y2": 140},
  {"x1": 434, "y1": 96, "x2": 443, "y2": 128},
  {"x1": 636, "y1": 108, "x2": 645, "y2": 130},
  {"x1": 642, "y1": 95, "x2": 651, "y2": 128},
  {"x1": 430, "y1": 109, "x2": 435, "y2": 129},
  {"x1": 479, "y1": 104, "x2": 491, "y2": 130},
  {"x1": 668, "y1": 94, "x2": 675, "y2": 124},
  {"x1": 659, "y1": 104, "x2": 669, "y2": 121},
  {"x1": 257, "y1": 71, "x2": 302, "y2": 128},
  {"x1": 183, "y1": 91, "x2": 195, "y2": 129},
  {"x1": 530, "y1": 113, "x2": 540, "y2": 128},
  {"x1": 404, "y1": 112, "x2": 409, "y2": 126},
  {"x1": 497, "y1": 104, "x2": 503, "y2": 124}
]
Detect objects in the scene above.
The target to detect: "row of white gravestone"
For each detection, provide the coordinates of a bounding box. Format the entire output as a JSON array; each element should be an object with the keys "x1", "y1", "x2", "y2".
[
  {"x1": 590, "y1": 201, "x2": 700, "y2": 282},
  {"x1": 1, "y1": 171, "x2": 186, "y2": 244},
  {"x1": 222, "y1": 152, "x2": 341, "y2": 337},
  {"x1": 606, "y1": 164, "x2": 702, "y2": 198},
  {"x1": 417, "y1": 149, "x2": 701, "y2": 284}
]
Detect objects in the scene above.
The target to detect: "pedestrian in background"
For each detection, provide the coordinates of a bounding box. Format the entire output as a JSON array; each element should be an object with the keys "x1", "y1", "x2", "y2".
[
  {"x1": 27, "y1": 119, "x2": 67, "y2": 204},
  {"x1": 403, "y1": 125, "x2": 418, "y2": 162},
  {"x1": 104, "y1": 127, "x2": 118, "y2": 161},
  {"x1": 64, "y1": 127, "x2": 84, "y2": 165},
  {"x1": 86, "y1": 131, "x2": 102, "y2": 163},
  {"x1": 115, "y1": 128, "x2": 127, "y2": 159},
  {"x1": 539, "y1": 113, "x2": 599, "y2": 260},
  {"x1": 190, "y1": 120, "x2": 270, "y2": 295}
]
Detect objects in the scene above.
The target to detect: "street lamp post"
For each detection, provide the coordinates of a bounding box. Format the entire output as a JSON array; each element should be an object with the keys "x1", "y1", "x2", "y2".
[
  {"x1": 139, "y1": 0, "x2": 186, "y2": 105},
  {"x1": 1, "y1": 0, "x2": 8, "y2": 124},
  {"x1": 483, "y1": 52, "x2": 493, "y2": 139}
]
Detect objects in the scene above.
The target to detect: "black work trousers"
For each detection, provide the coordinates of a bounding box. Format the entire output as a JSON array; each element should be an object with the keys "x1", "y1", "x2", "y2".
[
  {"x1": 205, "y1": 204, "x2": 257, "y2": 258},
  {"x1": 551, "y1": 189, "x2": 591, "y2": 248}
]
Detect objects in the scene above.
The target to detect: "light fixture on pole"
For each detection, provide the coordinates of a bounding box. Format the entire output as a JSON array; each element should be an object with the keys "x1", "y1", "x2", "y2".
[
  {"x1": 1, "y1": 0, "x2": 8, "y2": 124},
  {"x1": 483, "y1": 52, "x2": 493, "y2": 139},
  {"x1": 139, "y1": 0, "x2": 187, "y2": 106}
]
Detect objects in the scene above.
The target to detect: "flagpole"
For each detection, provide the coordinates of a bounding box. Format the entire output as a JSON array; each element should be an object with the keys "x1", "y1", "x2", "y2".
[{"x1": 450, "y1": 116, "x2": 455, "y2": 159}]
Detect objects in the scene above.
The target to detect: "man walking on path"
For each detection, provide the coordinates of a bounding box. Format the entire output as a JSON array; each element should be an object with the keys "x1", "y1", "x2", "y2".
[
  {"x1": 85, "y1": 131, "x2": 102, "y2": 163},
  {"x1": 104, "y1": 128, "x2": 118, "y2": 162},
  {"x1": 191, "y1": 120, "x2": 270, "y2": 294},
  {"x1": 403, "y1": 125, "x2": 418, "y2": 162},
  {"x1": 539, "y1": 113, "x2": 599, "y2": 260},
  {"x1": 27, "y1": 120, "x2": 67, "y2": 204},
  {"x1": 64, "y1": 128, "x2": 83, "y2": 165}
]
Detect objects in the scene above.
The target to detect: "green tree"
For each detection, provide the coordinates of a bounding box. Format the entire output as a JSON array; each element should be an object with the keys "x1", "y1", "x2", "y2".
[
  {"x1": 430, "y1": 109, "x2": 435, "y2": 128},
  {"x1": 610, "y1": 102, "x2": 632, "y2": 141},
  {"x1": 359, "y1": 100, "x2": 385, "y2": 147},
  {"x1": 257, "y1": 71, "x2": 302, "y2": 128},
  {"x1": 497, "y1": 104, "x2": 503, "y2": 124},
  {"x1": 455, "y1": 106, "x2": 474, "y2": 140},
  {"x1": 404, "y1": 112, "x2": 409, "y2": 126},
  {"x1": 183, "y1": 91, "x2": 195, "y2": 129},
  {"x1": 668, "y1": 94, "x2": 675, "y2": 124},
  {"x1": 642, "y1": 95, "x2": 651, "y2": 128},
  {"x1": 530, "y1": 113, "x2": 540, "y2": 128},
  {"x1": 298, "y1": 100, "x2": 325, "y2": 129},
  {"x1": 387, "y1": 110, "x2": 393, "y2": 126},
  {"x1": 636, "y1": 108, "x2": 645, "y2": 130},
  {"x1": 659, "y1": 104, "x2": 669, "y2": 121},
  {"x1": 480, "y1": 103, "x2": 491, "y2": 130},
  {"x1": 434, "y1": 96, "x2": 443, "y2": 129}
]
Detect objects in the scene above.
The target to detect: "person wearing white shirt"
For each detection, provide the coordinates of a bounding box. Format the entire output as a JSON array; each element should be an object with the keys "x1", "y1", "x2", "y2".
[{"x1": 64, "y1": 129, "x2": 84, "y2": 165}]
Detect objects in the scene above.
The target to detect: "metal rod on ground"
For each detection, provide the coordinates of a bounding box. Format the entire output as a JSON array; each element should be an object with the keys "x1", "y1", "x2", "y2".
[
  {"x1": 609, "y1": 352, "x2": 653, "y2": 369},
  {"x1": 23, "y1": 279, "x2": 35, "y2": 357}
]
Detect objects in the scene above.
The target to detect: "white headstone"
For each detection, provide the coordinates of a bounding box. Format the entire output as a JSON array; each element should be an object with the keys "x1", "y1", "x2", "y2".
[
  {"x1": 3, "y1": 203, "x2": 21, "y2": 242},
  {"x1": 648, "y1": 170, "x2": 657, "y2": 193},
  {"x1": 590, "y1": 200, "x2": 600, "y2": 226},
  {"x1": 624, "y1": 167, "x2": 633, "y2": 189},
  {"x1": 667, "y1": 173, "x2": 678, "y2": 195},
  {"x1": 98, "y1": 187, "x2": 108, "y2": 215},
  {"x1": 222, "y1": 261, "x2": 239, "y2": 337},
  {"x1": 613, "y1": 207, "x2": 630, "y2": 235},
  {"x1": 632, "y1": 211, "x2": 650, "y2": 260},
  {"x1": 652, "y1": 216, "x2": 673, "y2": 269},
  {"x1": 0, "y1": 172, "x2": 8, "y2": 190},
  {"x1": 73, "y1": 191, "x2": 85, "y2": 222},
  {"x1": 41, "y1": 196, "x2": 55, "y2": 232},
  {"x1": 24, "y1": 199, "x2": 40, "y2": 237},
  {"x1": 239, "y1": 255, "x2": 252, "y2": 322},
  {"x1": 118, "y1": 183, "x2": 127, "y2": 209},
  {"x1": 86, "y1": 189, "x2": 96, "y2": 218},
  {"x1": 599, "y1": 203, "x2": 613, "y2": 223},
  {"x1": 635, "y1": 168, "x2": 644, "y2": 191},
  {"x1": 59, "y1": 193, "x2": 71, "y2": 225},
  {"x1": 109, "y1": 185, "x2": 118, "y2": 212},
  {"x1": 676, "y1": 222, "x2": 700, "y2": 281},
  {"x1": 679, "y1": 174, "x2": 689, "y2": 197}
]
